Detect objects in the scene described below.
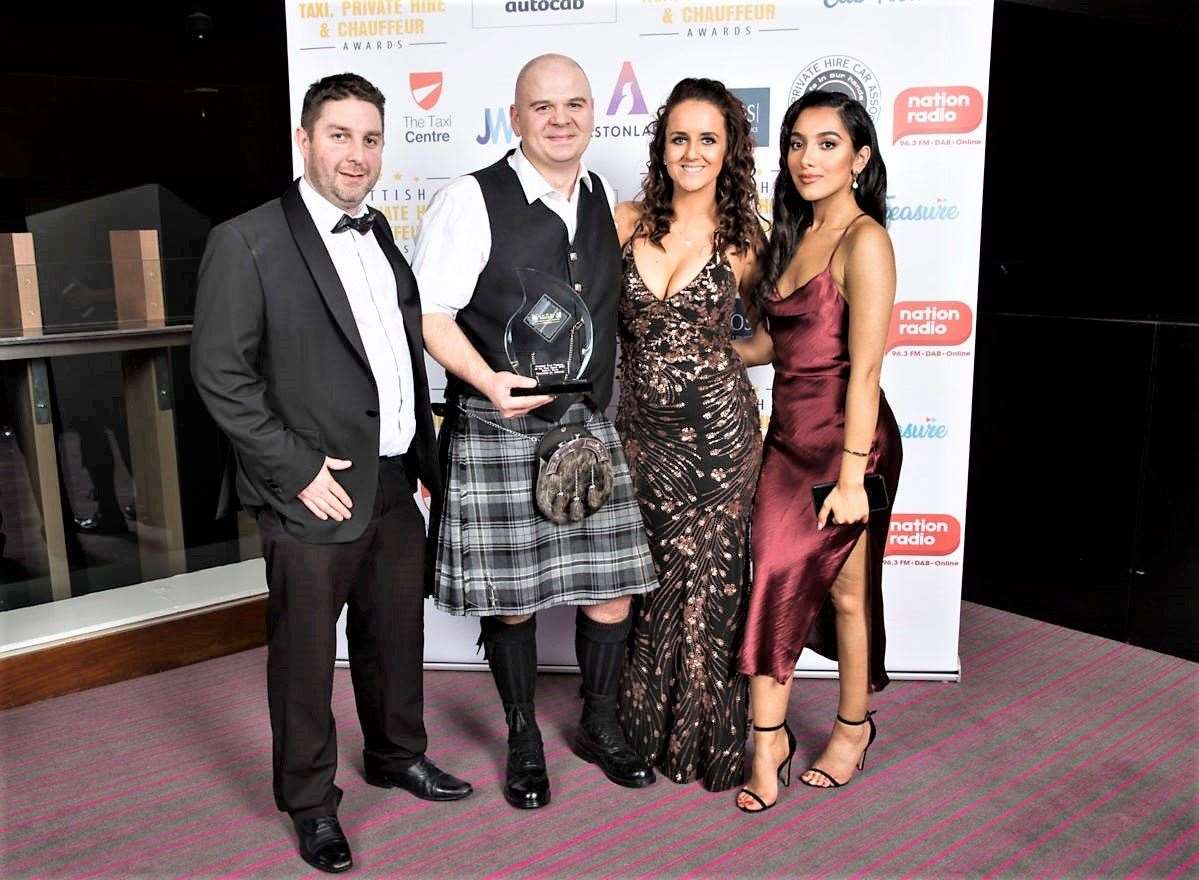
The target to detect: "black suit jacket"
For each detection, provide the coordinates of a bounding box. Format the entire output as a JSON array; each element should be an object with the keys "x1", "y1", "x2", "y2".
[{"x1": 190, "y1": 180, "x2": 441, "y2": 549}]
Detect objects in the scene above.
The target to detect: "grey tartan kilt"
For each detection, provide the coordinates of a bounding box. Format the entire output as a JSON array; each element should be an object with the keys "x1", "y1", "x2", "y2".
[{"x1": 434, "y1": 396, "x2": 660, "y2": 617}]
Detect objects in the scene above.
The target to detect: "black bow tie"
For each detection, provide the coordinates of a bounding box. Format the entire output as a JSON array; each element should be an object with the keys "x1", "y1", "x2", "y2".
[{"x1": 332, "y1": 212, "x2": 374, "y2": 235}]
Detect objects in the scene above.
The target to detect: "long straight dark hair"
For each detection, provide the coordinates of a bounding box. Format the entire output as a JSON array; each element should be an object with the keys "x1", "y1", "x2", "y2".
[{"x1": 757, "y1": 91, "x2": 887, "y2": 305}]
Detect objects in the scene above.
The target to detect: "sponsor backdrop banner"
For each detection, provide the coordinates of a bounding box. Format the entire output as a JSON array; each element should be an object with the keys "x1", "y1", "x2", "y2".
[{"x1": 284, "y1": 0, "x2": 993, "y2": 678}]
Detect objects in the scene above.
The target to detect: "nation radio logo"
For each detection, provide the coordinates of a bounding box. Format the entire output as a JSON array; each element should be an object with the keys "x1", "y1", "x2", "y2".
[
  {"x1": 886, "y1": 514, "x2": 961, "y2": 556},
  {"x1": 894, "y1": 86, "x2": 984, "y2": 145},
  {"x1": 885, "y1": 301, "x2": 972, "y2": 352}
]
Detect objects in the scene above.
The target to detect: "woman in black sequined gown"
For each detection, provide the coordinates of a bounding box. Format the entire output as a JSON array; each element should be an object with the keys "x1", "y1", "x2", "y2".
[{"x1": 615, "y1": 79, "x2": 765, "y2": 790}]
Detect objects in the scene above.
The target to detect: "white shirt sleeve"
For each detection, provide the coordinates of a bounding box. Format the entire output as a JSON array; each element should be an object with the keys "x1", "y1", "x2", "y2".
[{"x1": 412, "y1": 175, "x2": 491, "y2": 318}]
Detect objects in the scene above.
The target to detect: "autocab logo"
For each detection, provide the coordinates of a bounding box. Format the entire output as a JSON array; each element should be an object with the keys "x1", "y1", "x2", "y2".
[
  {"x1": 595, "y1": 61, "x2": 652, "y2": 140},
  {"x1": 731, "y1": 88, "x2": 770, "y2": 147},
  {"x1": 790, "y1": 55, "x2": 881, "y2": 120},
  {"x1": 886, "y1": 514, "x2": 961, "y2": 557},
  {"x1": 471, "y1": 0, "x2": 617, "y2": 28},
  {"x1": 894, "y1": 86, "x2": 984, "y2": 146},
  {"x1": 886, "y1": 301, "x2": 973, "y2": 355},
  {"x1": 405, "y1": 72, "x2": 452, "y2": 144}
]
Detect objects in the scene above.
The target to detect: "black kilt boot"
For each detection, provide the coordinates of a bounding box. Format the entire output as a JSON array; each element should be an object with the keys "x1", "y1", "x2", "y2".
[
  {"x1": 573, "y1": 609, "x2": 655, "y2": 787},
  {"x1": 481, "y1": 615, "x2": 550, "y2": 809}
]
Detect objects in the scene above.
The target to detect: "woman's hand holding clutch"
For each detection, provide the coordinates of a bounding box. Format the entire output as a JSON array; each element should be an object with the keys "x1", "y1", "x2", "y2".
[{"x1": 816, "y1": 481, "x2": 871, "y2": 530}]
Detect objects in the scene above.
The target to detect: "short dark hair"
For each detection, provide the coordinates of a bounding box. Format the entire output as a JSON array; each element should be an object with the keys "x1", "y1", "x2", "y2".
[{"x1": 300, "y1": 73, "x2": 386, "y2": 133}]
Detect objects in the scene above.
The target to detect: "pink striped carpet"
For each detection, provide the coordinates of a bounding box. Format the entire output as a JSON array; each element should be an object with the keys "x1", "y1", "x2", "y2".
[{"x1": 1, "y1": 602, "x2": 1196, "y2": 879}]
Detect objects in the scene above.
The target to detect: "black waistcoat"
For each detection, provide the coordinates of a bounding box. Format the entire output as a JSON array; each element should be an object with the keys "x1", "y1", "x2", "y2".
[{"x1": 451, "y1": 151, "x2": 619, "y2": 423}]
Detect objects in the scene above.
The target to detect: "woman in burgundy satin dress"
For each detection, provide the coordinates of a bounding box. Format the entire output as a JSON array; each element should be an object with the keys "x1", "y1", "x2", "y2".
[{"x1": 732, "y1": 91, "x2": 902, "y2": 812}]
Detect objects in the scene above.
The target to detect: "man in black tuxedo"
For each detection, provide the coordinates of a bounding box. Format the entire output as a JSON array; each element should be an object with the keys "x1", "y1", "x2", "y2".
[{"x1": 191, "y1": 73, "x2": 471, "y2": 874}]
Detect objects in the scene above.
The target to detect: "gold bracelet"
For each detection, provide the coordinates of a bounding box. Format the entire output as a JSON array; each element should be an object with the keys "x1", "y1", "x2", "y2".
[{"x1": 843, "y1": 446, "x2": 869, "y2": 458}]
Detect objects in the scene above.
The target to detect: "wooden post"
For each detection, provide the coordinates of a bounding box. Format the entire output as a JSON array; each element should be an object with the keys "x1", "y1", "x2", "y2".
[
  {"x1": 109, "y1": 230, "x2": 165, "y2": 326},
  {"x1": 1, "y1": 233, "x2": 69, "y2": 600},
  {"x1": 0, "y1": 233, "x2": 43, "y2": 331},
  {"x1": 111, "y1": 230, "x2": 185, "y2": 580}
]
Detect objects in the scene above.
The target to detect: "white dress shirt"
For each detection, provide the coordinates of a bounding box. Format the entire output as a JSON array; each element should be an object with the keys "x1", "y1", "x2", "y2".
[
  {"x1": 299, "y1": 177, "x2": 416, "y2": 457},
  {"x1": 413, "y1": 146, "x2": 617, "y2": 318}
]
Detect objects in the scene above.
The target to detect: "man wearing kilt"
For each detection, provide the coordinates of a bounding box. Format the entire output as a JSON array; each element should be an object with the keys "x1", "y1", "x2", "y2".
[{"x1": 414, "y1": 54, "x2": 660, "y2": 809}]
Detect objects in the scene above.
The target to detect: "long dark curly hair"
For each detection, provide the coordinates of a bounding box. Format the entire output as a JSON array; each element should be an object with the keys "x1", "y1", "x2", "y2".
[
  {"x1": 757, "y1": 91, "x2": 887, "y2": 305},
  {"x1": 633, "y1": 77, "x2": 764, "y2": 256}
]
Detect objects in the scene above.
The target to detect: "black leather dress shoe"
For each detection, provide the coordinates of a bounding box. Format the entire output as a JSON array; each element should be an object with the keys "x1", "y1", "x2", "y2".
[
  {"x1": 575, "y1": 722, "x2": 656, "y2": 788},
  {"x1": 74, "y1": 512, "x2": 128, "y2": 534},
  {"x1": 505, "y1": 739, "x2": 550, "y2": 809},
  {"x1": 365, "y1": 755, "x2": 473, "y2": 801},
  {"x1": 295, "y1": 815, "x2": 352, "y2": 874}
]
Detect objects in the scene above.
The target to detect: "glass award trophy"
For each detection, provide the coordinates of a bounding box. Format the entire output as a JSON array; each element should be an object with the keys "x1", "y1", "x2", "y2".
[{"x1": 504, "y1": 267, "x2": 594, "y2": 396}]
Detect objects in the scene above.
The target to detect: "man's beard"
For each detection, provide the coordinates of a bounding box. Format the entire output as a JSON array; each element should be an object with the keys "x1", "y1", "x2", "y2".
[{"x1": 322, "y1": 164, "x2": 376, "y2": 209}]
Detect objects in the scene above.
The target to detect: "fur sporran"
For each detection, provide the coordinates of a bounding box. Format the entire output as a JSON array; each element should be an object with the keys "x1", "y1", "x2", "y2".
[{"x1": 535, "y1": 425, "x2": 614, "y2": 524}]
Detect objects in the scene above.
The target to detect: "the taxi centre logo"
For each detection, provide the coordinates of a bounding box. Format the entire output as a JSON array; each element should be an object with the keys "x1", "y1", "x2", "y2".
[
  {"x1": 471, "y1": 0, "x2": 618, "y2": 28},
  {"x1": 790, "y1": 55, "x2": 881, "y2": 120},
  {"x1": 410, "y1": 71, "x2": 443, "y2": 110},
  {"x1": 405, "y1": 72, "x2": 451, "y2": 144}
]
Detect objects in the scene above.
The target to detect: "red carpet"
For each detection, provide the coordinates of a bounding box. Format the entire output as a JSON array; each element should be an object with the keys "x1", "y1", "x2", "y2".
[{"x1": 1, "y1": 602, "x2": 1196, "y2": 878}]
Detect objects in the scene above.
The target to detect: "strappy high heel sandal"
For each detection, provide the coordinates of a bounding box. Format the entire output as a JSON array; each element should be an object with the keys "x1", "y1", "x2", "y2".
[
  {"x1": 736, "y1": 720, "x2": 798, "y2": 813},
  {"x1": 801, "y1": 710, "x2": 877, "y2": 789}
]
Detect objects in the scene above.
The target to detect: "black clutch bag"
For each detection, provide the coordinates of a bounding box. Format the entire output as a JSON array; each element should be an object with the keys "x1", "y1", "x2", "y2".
[{"x1": 811, "y1": 473, "x2": 890, "y2": 517}]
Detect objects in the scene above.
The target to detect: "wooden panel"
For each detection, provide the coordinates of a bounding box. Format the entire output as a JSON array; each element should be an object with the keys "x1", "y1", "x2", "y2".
[
  {"x1": 109, "y1": 229, "x2": 164, "y2": 326},
  {"x1": 9, "y1": 360, "x2": 70, "y2": 601},
  {"x1": 110, "y1": 228, "x2": 185, "y2": 580},
  {"x1": 0, "y1": 233, "x2": 42, "y2": 331},
  {"x1": 122, "y1": 351, "x2": 186, "y2": 580},
  {"x1": 0, "y1": 597, "x2": 267, "y2": 710}
]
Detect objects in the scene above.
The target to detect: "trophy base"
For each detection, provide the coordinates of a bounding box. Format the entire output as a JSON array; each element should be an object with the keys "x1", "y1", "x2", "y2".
[{"x1": 511, "y1": 380, "x2": 593, "y2": 397}]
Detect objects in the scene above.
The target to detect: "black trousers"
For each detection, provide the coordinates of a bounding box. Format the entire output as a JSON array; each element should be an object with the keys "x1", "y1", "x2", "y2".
[{"x1": 258, "y1": 457, "x2": 427, "y2": 822}]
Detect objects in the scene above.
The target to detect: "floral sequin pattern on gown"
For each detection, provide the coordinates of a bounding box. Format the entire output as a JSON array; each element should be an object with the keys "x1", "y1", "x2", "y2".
[{"x1": 616, "y1": 247, "x2": 762, "y2": 791}]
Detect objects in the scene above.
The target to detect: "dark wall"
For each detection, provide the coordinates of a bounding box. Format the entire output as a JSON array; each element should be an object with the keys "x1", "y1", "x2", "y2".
[
  {"x1": 0, "y1": 2, "x2": 292, "y2": 226},
  {"x1": 964, "y1": 2, "x2": 1198, "y2": 660}
]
